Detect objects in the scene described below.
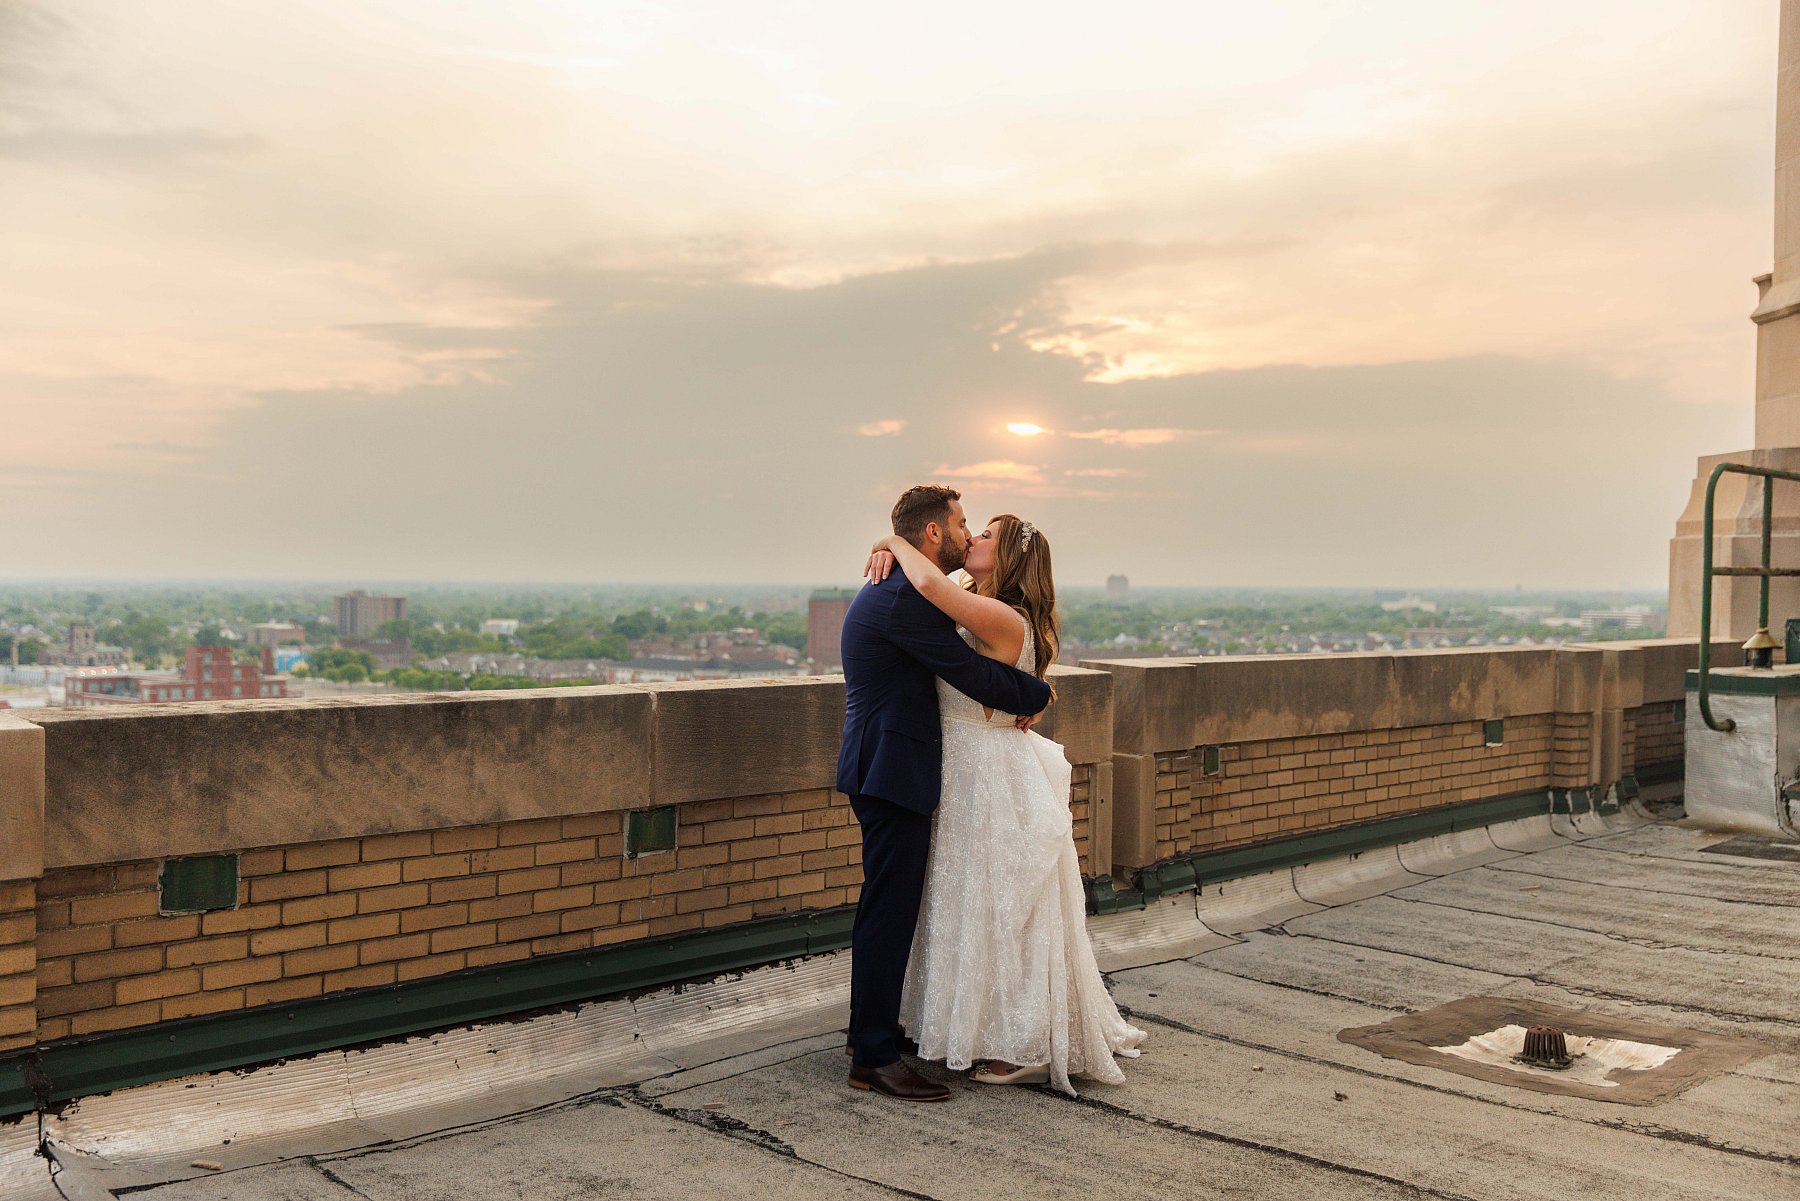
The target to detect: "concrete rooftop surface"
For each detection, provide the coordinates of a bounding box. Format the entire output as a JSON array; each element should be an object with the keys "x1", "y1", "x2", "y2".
[{"x1": 127, "y1": 817, "x2": 1800, "y2": 1201}]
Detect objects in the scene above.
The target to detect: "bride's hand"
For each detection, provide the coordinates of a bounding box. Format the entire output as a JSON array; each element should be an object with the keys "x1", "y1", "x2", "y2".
[{"x1": 864, "y1": 538, "x2": 898, "y2": 583}]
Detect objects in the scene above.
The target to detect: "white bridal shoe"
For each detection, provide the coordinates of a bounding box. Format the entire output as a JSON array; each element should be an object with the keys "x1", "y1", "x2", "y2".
[{"x1": 970, "y1": 1061, "x2": 1051, "y2": 1086}]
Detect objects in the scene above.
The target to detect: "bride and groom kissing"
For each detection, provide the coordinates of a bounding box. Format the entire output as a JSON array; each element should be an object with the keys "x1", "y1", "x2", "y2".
[{"x1": 837, "y1": 484, "x2": 1144, "y2": 1102}]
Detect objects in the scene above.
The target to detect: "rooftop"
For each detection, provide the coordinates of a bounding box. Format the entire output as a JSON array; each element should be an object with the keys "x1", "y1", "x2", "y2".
[{"x1": 95, "y1": 816, "x2": 1800, "y2": 1201}]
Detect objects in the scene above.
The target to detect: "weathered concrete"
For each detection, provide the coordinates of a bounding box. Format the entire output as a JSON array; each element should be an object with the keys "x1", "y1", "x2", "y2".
[
  {"x1": 1032, "y1": 665, "x2": 1112, "y2": 766},
  {"x1": 0, "y1": 713, "x2": 44, "y2": 881},
  {"x1": 29, "y1": 688, "x2": 657, "y2": 866},
  {"x1": 645, "y1": 676, "x2": 845, "y2": 806},
  {"x1": 23, "y1": 666, "x2": 1116, "y2": 869}
]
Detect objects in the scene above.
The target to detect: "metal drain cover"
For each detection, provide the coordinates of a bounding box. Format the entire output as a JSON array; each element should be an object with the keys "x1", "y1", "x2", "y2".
[
  {"x1": 1339, "y1": 997, "x2": 1768, "y2": 1105},
  {"x1": 1698, "y1": 835, "x2": 1800, "y2": 864}
]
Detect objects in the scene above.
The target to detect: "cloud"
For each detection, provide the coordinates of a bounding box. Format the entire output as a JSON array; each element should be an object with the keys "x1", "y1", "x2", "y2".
[
  {"x1": 1, "y1": 250, "x2": 1736, "y2": 588},
  {"x1": 1067, "y1": 428, "x2": 1217, "y2": 447},
  {"x1": 857, "y1": 419, "x2": 905, "y2": 437},
  {"x1": 933, "y1": 460, "x2": 1046, "y2": 484}
]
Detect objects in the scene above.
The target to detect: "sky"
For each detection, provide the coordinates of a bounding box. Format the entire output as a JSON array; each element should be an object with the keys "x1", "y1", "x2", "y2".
[{"x1": 0, "y1": 0, "x2": 1778, "y2": 589}]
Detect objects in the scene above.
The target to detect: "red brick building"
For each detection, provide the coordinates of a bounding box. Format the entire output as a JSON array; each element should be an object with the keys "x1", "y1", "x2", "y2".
[
  {"x1": 64, "y1": 646, "x2": 291, "y2": 707},
  {"x1": 806, "y1": 588, "x2": 857, "y2": 672}
]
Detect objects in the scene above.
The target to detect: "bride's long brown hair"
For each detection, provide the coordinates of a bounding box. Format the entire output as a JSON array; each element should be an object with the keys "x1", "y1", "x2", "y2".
[{"x1": 975, "y1": 513, "x2": 1059, "y2": 689}]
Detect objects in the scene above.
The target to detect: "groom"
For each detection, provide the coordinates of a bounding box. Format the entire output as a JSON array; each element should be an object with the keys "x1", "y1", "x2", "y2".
[{"x1": 837, "y1": 484, "x2": 1053, "y2": 1102}]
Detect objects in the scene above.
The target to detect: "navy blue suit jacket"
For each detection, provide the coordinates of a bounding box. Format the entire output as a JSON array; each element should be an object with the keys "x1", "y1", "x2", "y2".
[{"x1": 836, "y1": 572, "x2": 1054, "y2": 815}]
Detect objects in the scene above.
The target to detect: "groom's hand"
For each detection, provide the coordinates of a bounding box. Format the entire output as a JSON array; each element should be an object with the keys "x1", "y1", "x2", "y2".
[{"x1": 1014, "y1": 710, "x2": 1044, "y2": 732}]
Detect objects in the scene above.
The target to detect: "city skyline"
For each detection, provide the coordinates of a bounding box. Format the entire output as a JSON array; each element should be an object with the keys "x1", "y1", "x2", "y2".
[{"x1": 1, "y1": 1, "x2": 1773, "y2": 588}]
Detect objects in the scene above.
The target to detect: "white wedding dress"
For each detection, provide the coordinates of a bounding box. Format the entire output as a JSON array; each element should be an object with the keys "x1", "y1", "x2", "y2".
[{"x1": 899, "y1": 617, "x2": 1145, "y2": 1095}]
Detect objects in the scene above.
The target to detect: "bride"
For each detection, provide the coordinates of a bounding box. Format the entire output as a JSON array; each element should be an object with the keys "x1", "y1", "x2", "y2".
[{"x1": 865, "y1": 514, "x2": 1144, "y2": 1095}]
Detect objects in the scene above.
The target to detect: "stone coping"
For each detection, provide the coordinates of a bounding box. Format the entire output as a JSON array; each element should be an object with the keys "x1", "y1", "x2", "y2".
[
  {"x1": 11, "y1": 669, "x2": 1112, "y2": 873},
  {"x1": 1081, "y1": 640, "x2": 1731, "y2": 755}
]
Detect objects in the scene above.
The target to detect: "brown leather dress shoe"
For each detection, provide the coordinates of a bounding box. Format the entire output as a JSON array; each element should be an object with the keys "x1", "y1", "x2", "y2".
[{"x1": 847, "y1": 1060, "x2": 952, "y2": 1102}]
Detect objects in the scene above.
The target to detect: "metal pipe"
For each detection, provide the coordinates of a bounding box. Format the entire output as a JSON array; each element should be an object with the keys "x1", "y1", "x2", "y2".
[
  {"x1": 1764, "y1": 474, "x2": 1775, "y2": 632},
  {"x1": 1698, "y1": 461, "x2": 1800, "y2": 731},
  {"x1": 1701, "y1": 464, "x2": 1729, "y2": 731}
]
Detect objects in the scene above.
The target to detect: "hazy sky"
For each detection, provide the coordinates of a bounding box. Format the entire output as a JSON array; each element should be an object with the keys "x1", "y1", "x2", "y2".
[{"x1": 0, "y1": 1, "x2": 1777, "y2": 588}]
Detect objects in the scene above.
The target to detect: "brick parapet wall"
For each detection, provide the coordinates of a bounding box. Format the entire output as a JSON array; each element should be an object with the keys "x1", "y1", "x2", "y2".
[
  {"x1": 1182, "y1": 715, "x2": 1555, "y2": 857},
  {"x1": 2, "y1": 646, "x2": 1720, "y2": 1065},
  {"x1": 26, "y1": 764, "x2": 1113, "y2": 1044},
  {"x1": 1631, "y1": 700, "x2": 1683, "y2": 767},
  {"x1": 0, "y1": 881, "x2": 34, "y2": 1052},
  {"x1": 1153, "y1": 752, "x2": 1194, "y2": 861},
  {"x1": 32, "y1": 793, "x2": 865, "y2": 1042},
  {"x1": 1069, "y1": 764, "x2": 1094, "y2": 872},
  {"x1": 1551, "y1": 712, "x2": 1596, "y2": 788}
]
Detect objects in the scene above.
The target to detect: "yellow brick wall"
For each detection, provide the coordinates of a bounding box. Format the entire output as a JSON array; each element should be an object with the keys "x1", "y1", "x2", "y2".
[
  {"x1": 1184, "y1": 715, "x2": 1556, "y2": 856},
  {"x1": 1551, "y1": 712, "x2": 1593, "y2": 788},
  {"x1": 34, "y1": 792, "x2": 861, "y2": 1042},
  {"x1": 1069, "y1": 764, "x2": 1093, "y2": 872},
  {"x1": 31, "y1": 766, "x2": 1104, "y2": 1043},
  {"x1": 0, "y1": 880, "x2": 34, "y2": 1052},
  {"x1": 1632, "y1": 701, "x2": 1683, "y2": 767},
  {"x1": 1153, "y1": 752, "x2": 1194, "y2": 861}
]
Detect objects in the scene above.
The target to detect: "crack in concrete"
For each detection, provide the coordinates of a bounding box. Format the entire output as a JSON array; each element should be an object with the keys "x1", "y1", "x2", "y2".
[
  {"x1": 310, "y1": 1160, "x2": 379, "y2": 1200},
  {"x1": 1046, "y1": 1087, "x2": 1482, "y2": 1200},
  {"x1": 639, "y1": 1037, "x2": 841, "y2": 1097},
  {"x1": 1573, "y1": 842, "x2": 1800, "y2": 873},
  {"x1": 1282, "y1": 930, "x2": 1800, "y2": 1029},
  {"x1": 1122, "y1": 1006, "x2": 1800, "y2": 1169},
  {"x1": 1382, "y1": 892, "x2": 1800, "y2": 963},
  {"x1": 621, "y1": 1089, "x2": 947, "y2": 1201},
  {"x1": 1484, "y1": 862, "x2": 1800, "y2": 910},
  {"x1": 1174, "y1": 957, "x2": 1415, "y2": 1013}
]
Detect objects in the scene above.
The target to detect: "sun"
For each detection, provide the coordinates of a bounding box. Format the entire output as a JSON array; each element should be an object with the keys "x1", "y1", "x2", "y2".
[{"x1": 1006, "y1": 422, "x2": 1048, "y2": 437}]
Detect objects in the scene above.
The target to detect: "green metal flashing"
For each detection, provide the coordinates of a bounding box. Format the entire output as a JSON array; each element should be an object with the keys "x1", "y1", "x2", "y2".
[
  {"x1": 1082, "y1": 876, "x2": 1139, "y2": 915},
  {"x1": 1685, "y1": 667, "x2": 1800, "y2": 697},
  {"x1": 1635, "y1": 759, "x2": 1683, "y2": 787},
  {"x1": 1550, "y1": 787, "x2": 1587, "y2": 815},
  {"x1": 0, "y1": 905, "x2": 854, "y2": 1119},
  {"x1": 1087, "y1": 788, "x2": 1562, "y2": 919}
]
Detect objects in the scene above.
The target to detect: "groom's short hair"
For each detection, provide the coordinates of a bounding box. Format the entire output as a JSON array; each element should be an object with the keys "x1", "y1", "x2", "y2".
[{"x1": 891, "y1": 484, "x2": 961, "y2": 547}]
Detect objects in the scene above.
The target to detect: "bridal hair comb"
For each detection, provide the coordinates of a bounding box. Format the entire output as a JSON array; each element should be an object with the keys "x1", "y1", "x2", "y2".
[{"x1": 1018, "y1": 521, "x2": 1037, "y2": 552}]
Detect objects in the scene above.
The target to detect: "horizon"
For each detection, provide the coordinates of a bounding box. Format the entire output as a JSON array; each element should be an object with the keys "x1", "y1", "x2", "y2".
[{"x1": 0, "y1": 576, "x2": 1671, "y2": 600}]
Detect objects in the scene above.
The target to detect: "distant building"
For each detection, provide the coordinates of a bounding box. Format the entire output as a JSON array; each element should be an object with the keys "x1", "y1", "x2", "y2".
[
  {"x1": 39, "y1": 622, "x2": 128, "y2": 668},
  {"x1": 1579, "y1": 607, "x2": 1653, "y2": 632},
  {"x1": 334, "y1": 591, "x2": 407, "y2": 637},
  {"x1": 1490, "y1": 605, "x2": 1554, "y2": 621},
  {"x1": 1380, "y1": 594, "x2": 1438, "y2": 614},
  {"x1": 807, "y1": 588, "x2": 858, "y2": 672},
  {"x1": 335, "y1": 638, "x2": 415, "y2": 672},
  {"x1": 1106, "y1": 575, "x2": 1130, "y2": 600},
  {"x1": 247, "y1": 621, "x2": 306, "y2": 647},
  {"x1": 479, "y1": 619, "x2": 520, "y2": 637},
  {"x1": 65, "y1": 645, "x2": 291, "y2": 707}
]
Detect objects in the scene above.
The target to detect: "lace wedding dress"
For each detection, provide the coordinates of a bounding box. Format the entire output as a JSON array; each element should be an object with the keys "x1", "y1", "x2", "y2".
[{"x1": 899, "y1": 616, "x2": 1145, "y2": 1095}]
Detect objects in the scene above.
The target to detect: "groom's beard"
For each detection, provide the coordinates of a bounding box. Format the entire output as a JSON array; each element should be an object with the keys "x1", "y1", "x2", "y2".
[{"x1": 935, "y1": 539, "x2": 968, "y2": 574}]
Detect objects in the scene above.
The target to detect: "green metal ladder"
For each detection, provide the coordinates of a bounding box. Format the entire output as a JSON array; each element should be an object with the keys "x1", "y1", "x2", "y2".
[{"x1": 1698, "y1": 461, "x2": 1800, "y2": 732}]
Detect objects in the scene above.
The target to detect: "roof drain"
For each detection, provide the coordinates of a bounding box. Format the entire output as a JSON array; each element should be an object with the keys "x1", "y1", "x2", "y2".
[{"x1": 1517, "y1": 1025, "x2": 1573, "y2": 1070}]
